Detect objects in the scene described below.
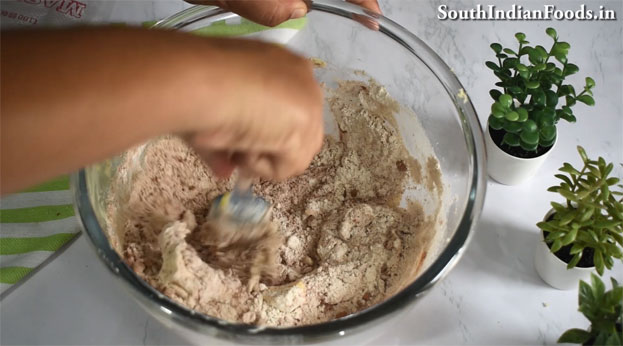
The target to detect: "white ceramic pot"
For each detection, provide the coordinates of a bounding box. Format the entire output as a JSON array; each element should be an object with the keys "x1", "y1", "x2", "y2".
[
  {"x1": 534, "y1": 209, "x2": 594, "y2": 290},
  {"x1": 485, "y1": 125, "x2": 556, "y2": 185}
]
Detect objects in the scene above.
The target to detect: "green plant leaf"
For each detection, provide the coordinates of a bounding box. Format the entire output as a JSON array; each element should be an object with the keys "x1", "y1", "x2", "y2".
[
  {"x1": 548, "y1": 73, "x2": 564, "y2": 84},
  {"x1": 606, "y1": 177, "x2": 620, "y2": 186},
  {"x1": 545, "y1": 27, "x2": 558, "y2": 40},
  {"x1": 540, "y1": 125, "x2": 556, "y2": 141},
  {"x1": 579, "y1": 207, "x2": 595, "y2": 222},
  {"x1": 561, "y1": 227, "x2": 579, "y2": 246},
  {"x1": 566, "y1": 95, "x2": 577, "y2": 107},
  {"x1": 499, "y1": 94, "x2": 513, "y2": 108},
  {"x1": 594, "y1": 251, "x2": 605, "y2": 275},
  {"x1": 535, "y1": 45, "x2": 549, "y2": 60},
  {"x1": 517, "y1": 107, "x2": 529, "y2": 122},
  {"x1": 601, "y1": 186, "x2": 611, "y2": 204},
  {"x1": 570, "y1": 243, "x2": 584, "y2": 255},
  {"x1": 554, "y1": 175, "x2": 572, "y2": 186},
  {"x1": 505, "y1": 111, "x2": 520, "y2": 121},
  {"x1": 496, "y1": 53, "x2": 508, "y2": 59},
  {"x1": 567, "y1": 253, "x2": 582, "y2": 269},
  {"x1": 558, "y1": 329, "x2": 591, "y2": 344},
  {"x1": 564, "y1": 63, "x2": 579, "y2": 76},
  {"x1": 588, "y1": 230, "x2": 600, "y2": 242},
  {"x1": 528, "y1": 48, "x2": 543, "y2": 65},
  {"x1": 611, "y1": 232, "x2": 623, "y2": 246},
  {"x1": 594, "y1": 333, "x2": 609, "y2": 346},
  {"x1": 552, "y1": 41, "x2": 570, "y2": 59},
  {"x1": 490, "y1": 89, "x2": 502, "y2": 101},
  {"x1": 560, "y1": 211, "x2": 576, "y2": 226},
  {"x1": 561, "y1": 163, "x2": 581, "y2": 176},
  {"x1": 577, "y1": 95, "x2": 596, "y2": 106},
  {"x1": 559, "y1": 189, "x2": 578, "y2": 202},
  {"x1": 588, "y1": 165, "x2": 602, "y2": 179},
  {"x1": 559, "y1": 113, "x2": 577, "y2": 123},
  {"x1": 541, "y1": 109, "x2": 556, "y2": 126},
  {"x1": 508, "y1": 86, "x2": 524, "y2": 96},
  {"x1": 608, "y1": 244, "x2": 623, "y2": 260},
  {"x1": 490, "y1": 43, "x2": 502, "y2": 53},
  {"x1": 538, "y1": 221, "x2": 557, "y2": 233},
  {"x1": 503, "y1": 57, "x2": 519, "y2": 69},
  {"x1": 520, "y1": 129, "x2": 539, "y2": 145},
  {"x1": 519, "y1": 46, "x2": 532, "y2": 56},
  {"x1": 551, "y1": 239, "x2": 563, "y2": 253},
  {"x1": 522, "y1": 119, "x2": 538, "y2": 133},
  {"x1": 545, "y1": 63, "x2": 556, "y2": 72},
  {"x1": 545, "y1": 90, "x2": 559, "y2": 107},
  {"x1": 540, "y1": 137, "x2": 556, "y2": 148},
  {"x1": 547, "y1": 186, "x2": 560, "y2": 193},
  {"x1": 591, "y1": 273, "x2": 606, "y2": 297},
  {"x1": 598, "y1": 156, "x2": 606, "y2": 167},
  {"x1": 559, "y1": 85, "x2": 576, "y2": 96},
  {"x1": 532, "y1": 90, "x2": 546, "y2": 107},
  {"x1": 491, "y1": 102, "x2": 506, "y2": 118},
  {"x1": 503, "y1": 133, "x2": 520, "y2": 146},
  {"x1": 605, "y1": 332, "x2": 622, "y2": 346},
  {"x1": 603, "y1": 163, "x2": 614, "y2": 177},
  {"x1": 515, "y1": 32, "x2": 526, "y2": 42},
  {"x1": 520, "y1": 139, "x2": 538, "y2": 152},
  {"x1": 586, "y1": 77, "x2": 596, "y2": 88},
  {"x1": 579, "y1": 280, "x2": 594, "y2": 305},
  {"x1": 488, "y1": 115, "x2": 504, "y2": 130},
  {"x1": 525, "y1": 81, "x2": 540, "y2": 89},
  {"x1": 594, "y1": 220, "x2": 622, "y2": 230},
  {"x1": 503, "y1": 48, "x2": 517, "y2": 56},
  {"x1": 485, "y1": 61, "x2": 499, "y2": 71},
  {"x1": 578, "y1": 146, "x2": 589, "y2": 163},
  {"x1": 503, "y1": 121, "x2": 522, "y2": 133}
]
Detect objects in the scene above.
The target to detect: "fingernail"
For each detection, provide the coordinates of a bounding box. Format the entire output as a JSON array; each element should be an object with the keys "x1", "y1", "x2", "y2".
[{"x1": 290, "y1": 7, "x2": 307, "y2": 19}]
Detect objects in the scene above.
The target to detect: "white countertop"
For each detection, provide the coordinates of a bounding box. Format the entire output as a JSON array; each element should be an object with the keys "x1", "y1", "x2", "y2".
[{"x1": 1, "y1": 0, "x2": 622, "y2": 345}]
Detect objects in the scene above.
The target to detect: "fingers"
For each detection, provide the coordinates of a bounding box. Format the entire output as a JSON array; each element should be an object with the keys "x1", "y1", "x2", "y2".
[
  {"x1": 184, "y1": 38, "x2": 323, "y2": 182},
  {"x1": 232, "y1": 111, "x2": 323, "y2": 181},
  {"x1": 196, "y1": 149, "x2": 236, "y2": 178},
  {"x1": 347, "y1": 0, "x2": 382, "y2": 13},
  {"x1": 190, "y1": 0, "x2": 309, "y2": 27}
]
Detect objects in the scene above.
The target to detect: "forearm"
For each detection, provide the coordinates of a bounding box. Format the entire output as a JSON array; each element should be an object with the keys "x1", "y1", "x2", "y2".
[{"x1": 1, "y1": 27, "x2": 224, "y2": 194}]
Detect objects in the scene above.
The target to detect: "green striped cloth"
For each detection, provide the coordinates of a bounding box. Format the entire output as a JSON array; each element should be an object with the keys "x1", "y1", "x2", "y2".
[
  {"x1": 0, "y1": 15, "x2": 306, "y2": 297},
  {"x1": 0, "y1": 176, "x2": 79, "y2": 296}
]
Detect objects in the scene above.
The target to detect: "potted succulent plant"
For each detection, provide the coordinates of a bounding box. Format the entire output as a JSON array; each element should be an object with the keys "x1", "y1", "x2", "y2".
[
  {"x1": 558, "y1": 274, "x2": 622, "y2": 345},
  {"x1": 534, "y1": 146, "x2": 623, "y2": 290},
  {"x1": 485, "y1": 27, "x2": 596, "y2": 185}
]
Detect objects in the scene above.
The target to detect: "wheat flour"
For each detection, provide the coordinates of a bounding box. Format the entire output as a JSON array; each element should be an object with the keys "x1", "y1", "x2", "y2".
[{"x1": 109, "y1": 78, "x2": 442, "y2": 326}]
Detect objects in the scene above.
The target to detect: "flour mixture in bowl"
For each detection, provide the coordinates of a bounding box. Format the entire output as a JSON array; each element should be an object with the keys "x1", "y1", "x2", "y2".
[{"x1": 107, "y1": 78, "x2": 445, "y2": 327}]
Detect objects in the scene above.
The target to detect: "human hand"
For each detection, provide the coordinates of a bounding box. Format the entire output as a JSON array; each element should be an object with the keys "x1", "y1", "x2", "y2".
[
  {"x1": 187, "y1": 0, "x2": 381, "y2": 27},
  {"x1": 184, "y1": 38, "x2": 324, "y2": 181}
]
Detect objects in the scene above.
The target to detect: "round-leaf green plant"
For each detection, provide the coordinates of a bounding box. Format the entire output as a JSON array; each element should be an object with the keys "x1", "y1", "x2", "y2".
[
  {"x1": 487, "y1": 27, "x2": 596, "y2": 153},
  {"x1": 537, "y1": 146, "x2": 623, "y2": 275}
]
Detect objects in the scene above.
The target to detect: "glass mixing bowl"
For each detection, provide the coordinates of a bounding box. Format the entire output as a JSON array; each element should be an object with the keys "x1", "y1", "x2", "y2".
[{"x1": 72, "y1": 1, "x2": 486, "y2": 343}]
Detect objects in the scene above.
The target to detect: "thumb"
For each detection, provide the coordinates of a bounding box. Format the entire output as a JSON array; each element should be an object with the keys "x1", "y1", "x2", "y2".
[
  {"x1": 238, "y1": 0, "x2": 308, "y2": 27},
  {"x1": 203, "y1": 0, "x2": 309, "y2": 27}
]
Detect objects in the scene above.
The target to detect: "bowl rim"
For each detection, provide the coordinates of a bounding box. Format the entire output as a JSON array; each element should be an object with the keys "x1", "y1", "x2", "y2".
[{"x1": 73, "y1": 0, "x2": 487, "y2": 340}]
